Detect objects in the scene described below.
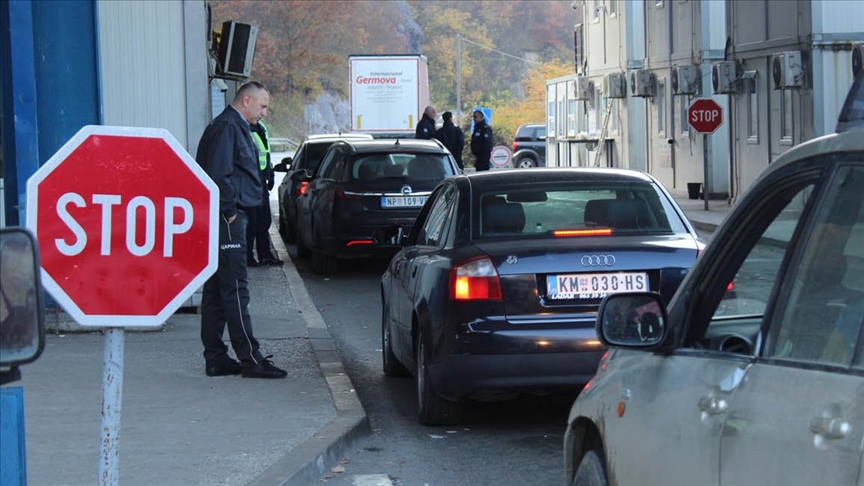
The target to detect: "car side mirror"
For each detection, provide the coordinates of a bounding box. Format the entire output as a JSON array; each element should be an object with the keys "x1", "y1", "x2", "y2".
[
  {"x1": 0, "y1": 227, "x2": 46, "y2": 385},
  {"x1": 273, "y1": 157, "x2": 293, "y2": 172},
  {"x1": 290, "y1": 169, "x2": 310, "y2": 182},
  {"x1": 596, "y1": 292, "x2": 668, "y2": 348},
  {"x1": 372, "y1": 225, "x2": 406, "y2": 247}
]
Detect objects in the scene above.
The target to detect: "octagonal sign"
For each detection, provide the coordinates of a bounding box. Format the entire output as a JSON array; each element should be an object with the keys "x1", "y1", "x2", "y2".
[
  {"x1": 26, "y1": 126, "x2": 218, "y2": 327},
  {"x1": 687, "y1": 98, "x2": 723, "y2": 134}
]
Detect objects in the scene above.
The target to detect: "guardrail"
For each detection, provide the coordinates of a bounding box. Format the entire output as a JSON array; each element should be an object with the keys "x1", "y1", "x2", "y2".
[{"x1": 269, "y1": 137, "x2": 299, "y2": 152}]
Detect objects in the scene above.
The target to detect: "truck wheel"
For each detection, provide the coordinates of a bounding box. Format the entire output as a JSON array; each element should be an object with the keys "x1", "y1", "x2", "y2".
[
  {"x1": 573, "y1": 449, "x2": 609, "y2": 486},
  {"x1": 416, "y1": 333, "x2": 463, "y2": 425},
  {"x1": 516, "y1": 157, "x2": 537, "y2": 169}
]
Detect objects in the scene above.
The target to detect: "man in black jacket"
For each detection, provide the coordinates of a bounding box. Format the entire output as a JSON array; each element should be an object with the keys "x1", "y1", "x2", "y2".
[
  {"x1": 434, "y1": 111, "x2": 465, "y2": 170},
  {"x1": 470, "y1": 109, "x2": 493, "y2": 172},
  {"x1": 415, "y1": 105, "x2": 437, "y2": 139},
  {"x1": 196, "y1": 81, "x2": 287, "y2": 379}
]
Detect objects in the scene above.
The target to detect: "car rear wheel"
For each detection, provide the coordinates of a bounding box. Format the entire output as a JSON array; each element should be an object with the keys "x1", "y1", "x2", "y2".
[
  {"x1": 516, "y1": 156, "x2": 537, "y2": 168},
  {"x1": 279, "y1": 213, "x2": 298, "y2": 244},
  {"x1": 312, "y1": 247, "x2": 338, "y2": 275},
  {"x1": 416, "y1": 333, "x2": 463, "y2": 425},
  {"x1": 382, "y1": 302, "x2": 408, "y2": 377},
  {"x1": 573, "y1": 448, "x2": 609, "y2": 486}
]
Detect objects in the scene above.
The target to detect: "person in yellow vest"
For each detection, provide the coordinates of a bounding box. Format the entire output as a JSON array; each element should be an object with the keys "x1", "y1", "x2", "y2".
[{"x1": 247, "y1": 120, "x2": 283, "y2": 266}]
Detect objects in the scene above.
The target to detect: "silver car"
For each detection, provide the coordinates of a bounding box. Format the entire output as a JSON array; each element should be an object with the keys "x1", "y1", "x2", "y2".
[{"x1": 565, "y1": 78, "x2": 864, "y2": 486}]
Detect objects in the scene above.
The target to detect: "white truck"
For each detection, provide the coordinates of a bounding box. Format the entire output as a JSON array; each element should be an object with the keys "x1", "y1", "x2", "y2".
[{"x1": 349, "y1": 54, "x2": 429, "y2": 138}]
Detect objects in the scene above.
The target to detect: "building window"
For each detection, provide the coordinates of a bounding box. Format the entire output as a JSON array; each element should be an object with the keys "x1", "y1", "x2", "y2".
[
  {"x1": 608, "y1": 0, "x2": 617, "y2": 16},
  {"x1": 657, "y1": 81, "x2": 666, "y2": 135},
  {"x1": 680, "y1": 97, "x2": 689, "y2": 136},
  {"x1": 568, "y1": 97, "x2": 577, "y2": 136},
  {"x1": 592, "y1": 0, "x2": 600, "y2": 21},
  {"x1": 781, "y1": 90, "x2": 793, "y2": 144},
  {"x1": 548, "y1": 99, "x2": 556, "y2": 138},
  {"x1": 747, "y1": 86, "x2": 759, "y2": 143}
]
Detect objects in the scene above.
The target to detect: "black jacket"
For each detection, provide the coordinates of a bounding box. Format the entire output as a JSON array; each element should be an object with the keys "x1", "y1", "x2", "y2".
[
  {"x1": 470, "y1": 120, "x2": 494, "y2": 158},
  {"x1": 415, "y1": 114, "x2": 436, "y2": 140},
  {"x1": 197, "y1": 106, "x2": 263, "y2": 218},
  {"x1": 434, "y1": 121, "x2": 465, "y2": 168}
]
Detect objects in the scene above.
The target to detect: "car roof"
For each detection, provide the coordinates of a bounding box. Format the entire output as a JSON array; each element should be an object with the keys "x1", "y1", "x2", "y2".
[
  {"x1": 332, "y1": 138, "x2": 450, "y2": 154},
  {"x1": 457, "y1": 167, "x2": 656, "y2": 190},
  {"x1": 303, "y1": 133, "x2": 374, "y2": 143}
]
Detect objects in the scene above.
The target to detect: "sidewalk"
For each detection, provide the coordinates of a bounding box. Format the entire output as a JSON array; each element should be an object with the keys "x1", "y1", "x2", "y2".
[
  {"x1": 14, "y1": 228, "x2": 367, "y2": 486},
  {"x1": 9, "y1": 193, "x2": 729, "y2": 486}
]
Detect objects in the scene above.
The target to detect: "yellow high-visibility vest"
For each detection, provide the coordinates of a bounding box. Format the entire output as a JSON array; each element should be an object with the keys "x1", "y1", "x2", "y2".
[{"x1": 251, "y1": 121, "x2": 270, "y2": 170}]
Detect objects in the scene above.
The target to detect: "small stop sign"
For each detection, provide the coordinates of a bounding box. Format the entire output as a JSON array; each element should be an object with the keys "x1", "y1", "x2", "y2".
[
  {"x1": 26, "y1": 126, "x2": 218, "y2": 327},
  {"x1": 687, "y1": 98, "x2": 723, "y2": 134}
]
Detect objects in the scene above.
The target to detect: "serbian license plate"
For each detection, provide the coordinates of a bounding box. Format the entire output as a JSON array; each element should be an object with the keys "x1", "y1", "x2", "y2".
[
  {"x1": 382, "y1": 195, "x2": 427, "y2": 208},
  {"x1": 546, "y1": 272, "x2": 649, "y2": 300}
]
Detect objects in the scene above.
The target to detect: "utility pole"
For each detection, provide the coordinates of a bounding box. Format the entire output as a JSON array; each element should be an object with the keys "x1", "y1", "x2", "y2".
[{"x1": 456, "y1": 34, "x2": 462, "y2": 120}]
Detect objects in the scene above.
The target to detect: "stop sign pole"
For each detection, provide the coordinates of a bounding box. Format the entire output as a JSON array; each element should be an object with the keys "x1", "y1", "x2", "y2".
[
  {"x1": 26, "y1": 125, "x2": 218, "y2": 486},
  {"x1": 688, "y1": 98, "x2": 723, "y2": 210}
]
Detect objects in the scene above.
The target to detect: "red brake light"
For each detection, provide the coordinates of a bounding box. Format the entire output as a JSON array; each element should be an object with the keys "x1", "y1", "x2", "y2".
[
  {"x1": 346, "y1": 240, "x2": 372, "y2": 247},
  {"x1": 296, "y1": 181, "x2": 309, "y2": 196},
  {"x1": 512, "y1": 141, "x2": 517, "y2": 151},
  {"x1": 726, "y1": 281, "x2": 735, "y2": 292},
  {"x1": 450, "y1": 257, "x2": 502, "y2": 300},
  {"x1": 554, "y1": 228, "x2": 614, "y2": 237}
]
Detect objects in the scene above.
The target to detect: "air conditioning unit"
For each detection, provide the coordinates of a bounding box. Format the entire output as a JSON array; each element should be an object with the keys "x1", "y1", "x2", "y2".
[
  {"x1": 851, "y1": 43, "x2": 863, "y2": 78},
  {"x1": 630, "y1": 69, "x2": 655, "y2": 97},
  {"x1": 712, "y1": 61, "x2": 738, "y2": 94},
  {"x1": 574, "y1": 76, "x2": 594, "y2": 100},
  {"x1": 215, "y1": 21, "x2": 259, "y2": 80},
  {"x1": 603, "y1": 72, "x2": 627, "y2": 98},
  {"x1": 671, "y1": 64, "x2": 699, "y2": 95},
  {"x1": 772, "y1": 51, "x2": 805, "y2": 89}
]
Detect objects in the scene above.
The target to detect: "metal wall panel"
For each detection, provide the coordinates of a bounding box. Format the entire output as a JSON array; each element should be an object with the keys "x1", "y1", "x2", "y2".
[{"x1": 97, "y1": 0, "x2": 188, "y2": 146}]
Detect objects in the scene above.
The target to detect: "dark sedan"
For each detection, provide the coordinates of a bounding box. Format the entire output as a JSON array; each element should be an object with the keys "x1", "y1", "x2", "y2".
[
  {"x1": 274, "y1": 133, "x2": 373, "y2": 243},
  {"x1": 295, "y1": 138, "x2": 461, "y2": 274},
  {"x1": 377, "y1": 168, "x2": 705, "y2": 424}
]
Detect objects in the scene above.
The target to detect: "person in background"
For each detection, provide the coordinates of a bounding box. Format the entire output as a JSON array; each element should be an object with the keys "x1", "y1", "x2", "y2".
[
  {"x1": 434, "y1": 111, "x2": 465, "y2": 170},
  {"x1": 470, "y1": 109, "x2": 493, "y2": 172},
  {"x1": 195, "y1": 81, "x2": 287, "y2": 379},
  {"x1": 415, "y1": 105, "x2": 437, "y2": 140},
  {"x1": 247, "y1": 120, "x2": 283, "y2": 267}
]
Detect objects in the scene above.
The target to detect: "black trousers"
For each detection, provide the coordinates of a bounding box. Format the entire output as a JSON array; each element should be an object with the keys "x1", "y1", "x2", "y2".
[
  {"x1": 475, "y1": 155, "x2": 491, "y2": 171},
  {"x1": 246, "y1": 194, "x2": 276, "y2": 263},
  {"x1": 201, "y1": 212, "x2": 262, "y2": 366}
]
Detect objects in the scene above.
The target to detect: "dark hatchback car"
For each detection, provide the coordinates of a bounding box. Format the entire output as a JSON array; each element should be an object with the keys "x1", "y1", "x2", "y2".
[
  {"x1": 376, "y1": 168, "x2": 704, "y2": 424},
  {"x1": 295, "y1": 138, "x2": 460, "y2": 274},
  {"x1": 274, "y1": 133, "x2": 373, "y2": 242},
  {"x1": 512, "y1": 123, "x2": 546, "y2": 168},
  {"x1": 565, "y1": 76, "x2": 864, "y2": 486}
]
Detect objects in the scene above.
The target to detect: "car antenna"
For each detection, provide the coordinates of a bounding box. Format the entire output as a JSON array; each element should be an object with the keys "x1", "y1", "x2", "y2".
[{"x1": 394, "y1": 138, "x2": 401, "y2": 147}]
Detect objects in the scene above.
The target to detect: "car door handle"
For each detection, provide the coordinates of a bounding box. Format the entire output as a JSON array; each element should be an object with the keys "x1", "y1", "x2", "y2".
[
  {"x1": 698, "y1": 395, "x2": 728, "y2": 415},
  {"x1": 810, "y1": 417, "x2": 851, "y2": 439}
]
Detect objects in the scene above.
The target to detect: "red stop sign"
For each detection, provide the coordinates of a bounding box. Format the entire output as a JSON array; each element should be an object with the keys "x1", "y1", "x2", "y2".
[
  {"x1": 26, "y1": 126, "x2": 218, "y2": 327},
  {"x1": 687, "y1": 98, "x2": 723, "y2": 134}
]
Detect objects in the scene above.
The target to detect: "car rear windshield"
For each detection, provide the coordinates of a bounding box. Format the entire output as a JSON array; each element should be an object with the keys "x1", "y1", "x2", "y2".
[
  {"x1": 475, "y1": 182, "x2": 688, "y2": 239},
  {"x1": 345, "y1": 153, "x2": 456, "y2": 183}
]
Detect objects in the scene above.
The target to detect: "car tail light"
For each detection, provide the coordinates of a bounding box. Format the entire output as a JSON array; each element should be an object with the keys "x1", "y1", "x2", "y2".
[
  {"x1": 295, "y1": 181, "x2": 309, "y2": 196},
  {"x1": 554, "y1": 228, "x2": 614, "y2": 237},
  {"x1": 450, "y1": 257, "x2": 502, "y2": 301},
  {"x1": 726, "y1": 281, "x2": 735, "y2": 292},
  {"x1": 512, "y1": 141, "x2": 517, "y2": 151},
  {"x1": 346, "y1": 240, "x2": 372, "y2": 247}
]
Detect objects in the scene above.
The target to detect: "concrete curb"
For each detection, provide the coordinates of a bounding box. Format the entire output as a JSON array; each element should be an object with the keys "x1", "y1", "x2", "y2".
[{"x1": 247, "y1": 231, "x2": 370, "y2": 486}]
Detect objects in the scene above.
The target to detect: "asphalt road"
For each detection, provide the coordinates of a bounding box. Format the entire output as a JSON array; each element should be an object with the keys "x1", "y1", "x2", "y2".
[{"x1": 288, "y1": 254, "x2": 573, "y2": 486}]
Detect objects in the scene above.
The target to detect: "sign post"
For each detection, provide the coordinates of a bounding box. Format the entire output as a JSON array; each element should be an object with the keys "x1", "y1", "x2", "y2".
[
  {"x1": 687, "y1": 98, "x2": 723, "y2": 210},
  {"x1": 26, "y1": 125, "x2": 218, "y2": 486}
]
